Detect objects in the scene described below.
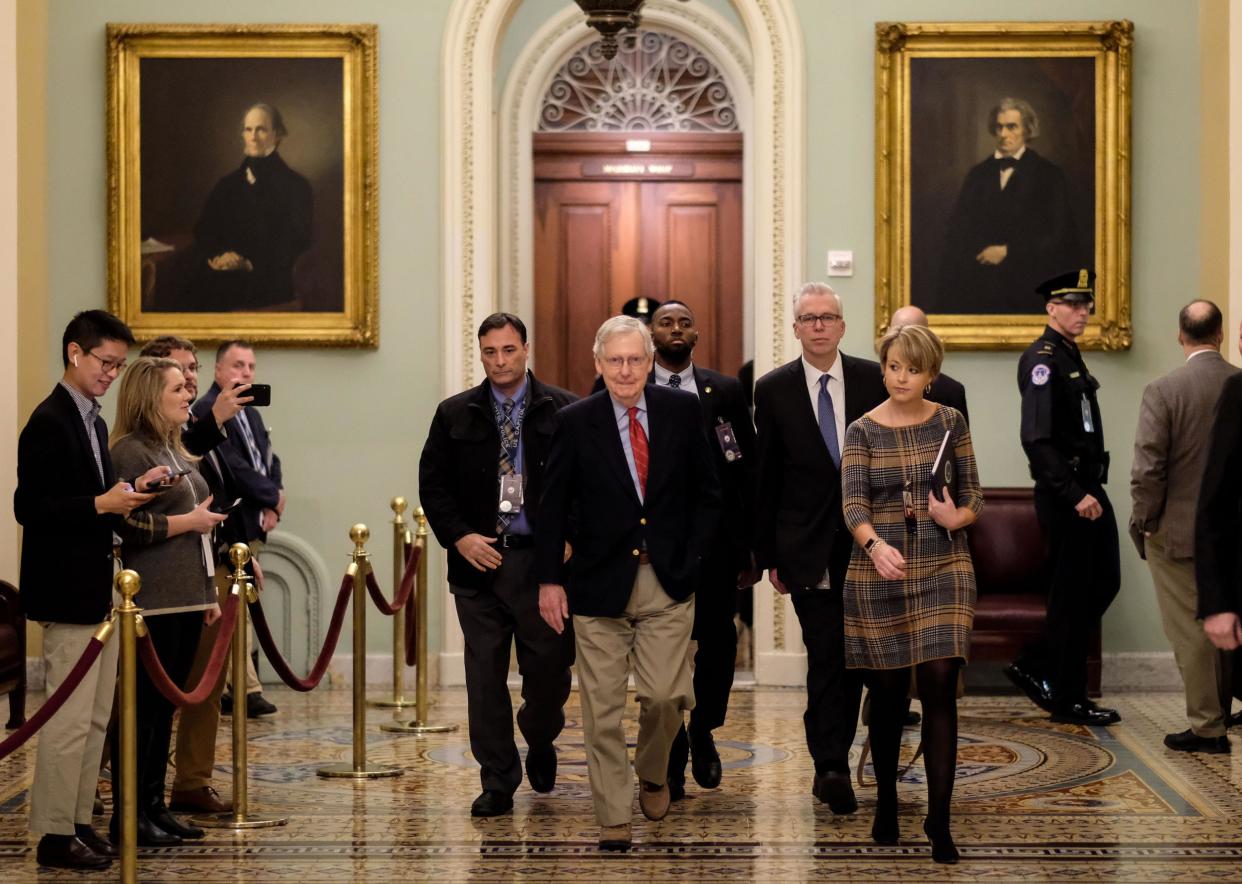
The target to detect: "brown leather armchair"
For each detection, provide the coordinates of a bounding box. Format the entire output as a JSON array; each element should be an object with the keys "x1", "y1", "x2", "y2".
[
  {"x1": 0, "y1": 580, "x2": 26, "y2": 728},
  {"x1": 967, "y1": 488, "x2": 1101, "y2": 697}
]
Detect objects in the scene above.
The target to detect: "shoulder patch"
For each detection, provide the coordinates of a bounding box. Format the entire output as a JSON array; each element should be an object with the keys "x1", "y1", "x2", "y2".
[{"x1": 1031, "y1": 364, "x2": 1052, "y2": 386}]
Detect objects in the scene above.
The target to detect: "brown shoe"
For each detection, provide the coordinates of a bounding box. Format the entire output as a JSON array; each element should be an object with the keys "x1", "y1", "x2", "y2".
[
  {"x1": 638, "y1": 780, "x2": 670, "y2": 821},
  {"x1": 169, "y1": 786, "x2": 233, "y2": 814},
  {"x1": 598, "y1": 823, "x2": 631, "y2": 851}
]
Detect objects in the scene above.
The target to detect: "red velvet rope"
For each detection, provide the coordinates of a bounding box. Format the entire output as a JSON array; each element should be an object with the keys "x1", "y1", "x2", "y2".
[
  {"x1": 404, "y1": 539, "x2": 419, "y2": 668},
  {"x1": 135, "y1": 592, "x2": 240, "y2": 707},
  {"x1": 0, "y1": 635, "x2": 106, "y2": 761},
  {"x1": 250, "y1": 572, "x2": 353, "y2": 692},
  {"x1": 365, "y1": 543, "x2": 422, "y2": 615}
]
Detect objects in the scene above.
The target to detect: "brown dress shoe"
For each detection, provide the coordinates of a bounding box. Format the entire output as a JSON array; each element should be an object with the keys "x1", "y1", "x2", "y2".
[
  {"x1": 169, "y1": 786, "x2": 233, "y2": 814},
  {"x1": 598, "y1": 823, "x2": 632, "y2": 851},
  {"x1": 638, "y1": 780, "x2": 670, "y2": 821},
  {"x1": 35, "y1": 834, "x2": 110, "y2": 870}
]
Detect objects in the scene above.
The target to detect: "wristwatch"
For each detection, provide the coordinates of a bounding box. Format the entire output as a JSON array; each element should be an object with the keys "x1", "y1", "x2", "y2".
[{"x1": 864, "y1": 537, "x2": 881, "y2": 554}]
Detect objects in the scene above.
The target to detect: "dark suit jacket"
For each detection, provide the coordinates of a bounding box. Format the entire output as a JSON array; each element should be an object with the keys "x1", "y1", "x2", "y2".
[
  {"x1": 927, "y1": 372, "x2": 969, "y2": 426},
  {"x1": 14, "y1": 385, "x2": 122, "y2": 624},
  {"x1": 419, "y1": 372, "x2": 578, "y2": 593},
  {"x1": 536, "y1": 385, "x2": 722, "y2": 617},
  {"x1": 181, "y1": 412, "x2": 246, "y2": 564},
  {"x1": 192, "y1": 382, "x2": 283, "y2": 543},
  {"x1": 1196, "y1": 371, "x2": 1242, "y2": 619},
  {"x1": 592, "y1": 365, "x2": 757, "y2": 575},
  {"x1": 753, "y1": 354, "x2": 886, "y2": 589}
]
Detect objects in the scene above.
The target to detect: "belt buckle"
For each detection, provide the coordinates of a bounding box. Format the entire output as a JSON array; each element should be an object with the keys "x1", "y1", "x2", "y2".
[{"x1": 498, "y1": 534, "x2": 513, "y2": 550}]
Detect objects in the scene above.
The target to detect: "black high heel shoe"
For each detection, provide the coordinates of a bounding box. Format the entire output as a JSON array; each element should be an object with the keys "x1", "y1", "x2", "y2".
[{"x1": 923, "y1": 817, "x2": 960, "y2": 864}]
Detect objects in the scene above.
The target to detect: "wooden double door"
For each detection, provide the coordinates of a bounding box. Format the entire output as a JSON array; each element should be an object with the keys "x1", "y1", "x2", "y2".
[{"x1": 533, "y1": 133, "x2": 743, "y2": 396}]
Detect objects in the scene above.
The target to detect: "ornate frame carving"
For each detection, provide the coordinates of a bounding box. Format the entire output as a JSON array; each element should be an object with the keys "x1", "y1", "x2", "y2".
[{"x1": 875, "y1": 21, "x2": 1133, "y2": 350}]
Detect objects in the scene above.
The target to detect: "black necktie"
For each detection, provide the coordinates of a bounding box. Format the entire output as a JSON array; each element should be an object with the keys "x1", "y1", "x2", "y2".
[
  {"x1": 997, "y1": 156, "x2": 1018, "y2": 170},
  {"x1": 668, "y1": 373, "x2": 681, "y2": 389}
]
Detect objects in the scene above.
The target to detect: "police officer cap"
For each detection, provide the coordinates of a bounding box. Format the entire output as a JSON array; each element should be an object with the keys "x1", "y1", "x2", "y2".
[
  {"x1": 621, "y1": 296, "x2": 661, "y2": 324},
  {"x1": 1035, "y1": 268, "x2": 1096, "y2": 305}
]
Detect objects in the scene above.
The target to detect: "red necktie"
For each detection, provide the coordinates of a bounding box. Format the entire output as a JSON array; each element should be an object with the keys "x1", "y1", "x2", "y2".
[{"x1": 628, "y1": 406, "x2": 648, "y2": 497}]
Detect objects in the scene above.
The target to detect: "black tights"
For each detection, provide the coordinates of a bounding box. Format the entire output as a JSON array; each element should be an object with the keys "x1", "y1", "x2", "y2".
[{"x1": 866, "y1": 658, "x2": 961, "y2": 831}]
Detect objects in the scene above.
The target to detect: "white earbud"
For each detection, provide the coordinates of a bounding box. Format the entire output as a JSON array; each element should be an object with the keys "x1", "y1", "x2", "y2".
[{"x1": 72, "y1": 355, "x2": 79, "y2": 367}]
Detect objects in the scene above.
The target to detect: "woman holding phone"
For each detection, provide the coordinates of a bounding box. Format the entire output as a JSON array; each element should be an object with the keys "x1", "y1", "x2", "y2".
[
  {"x1": 840, "y1": 325, "x2": 982, "y2": 864},
  {"x1": 109, "y1": 357, "x2": 227, "y2": 846}
]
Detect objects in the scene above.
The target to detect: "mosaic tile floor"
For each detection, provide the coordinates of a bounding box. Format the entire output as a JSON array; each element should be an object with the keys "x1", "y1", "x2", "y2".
[{"x1": 2, "y1": 686, "x2": 1241, "y2": 881}]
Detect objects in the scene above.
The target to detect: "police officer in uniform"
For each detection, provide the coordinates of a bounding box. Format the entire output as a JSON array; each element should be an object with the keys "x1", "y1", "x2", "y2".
[{"x1": 1005, "y1": 269, "x2": 1122, "y2": 726}]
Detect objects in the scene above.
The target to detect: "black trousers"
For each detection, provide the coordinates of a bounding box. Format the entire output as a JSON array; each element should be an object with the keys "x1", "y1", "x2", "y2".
[
  {"x1": 790, "y1": 577, "x2": 863, "y2": 775},
  {"x1": 453, "y1": 548, "x2": 575, "y2": 796},
  {"x1": 111, "y1": 610, "x2": 202, "y2": 819},
  {"x1": 1033, "y1": 484, "x2": 1120, "y2": 700},
  {"x1": 687, "y1": 563, "x2": 739, "y2": 735}
]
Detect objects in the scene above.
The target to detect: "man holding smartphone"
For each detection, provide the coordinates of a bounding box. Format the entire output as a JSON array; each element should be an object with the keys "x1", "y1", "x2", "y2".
[
  {"x1": 193, "y1": 339, "x2": 283, "y2": 718},
  {"x1": 15, "y1": 310, "x2": 172, "y2": 869}
]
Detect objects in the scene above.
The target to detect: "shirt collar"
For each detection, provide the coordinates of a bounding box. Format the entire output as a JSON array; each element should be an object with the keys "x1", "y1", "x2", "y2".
[
  {"x1": 59, "y1": 380, "x2": 100, "y2": 419},
  {"x1": 993, "y1": 146, "x2": 1027, "y2": 161},
  {"x1": 802, "y1": 351, "x2": 842, "y2": 388},
  {"x1": 1186, "y1": 349, "x2": 1218, "y2": 363},
  {"x1": 653, "y1": 363, "x2": 693, "y2": 386},
  {"x1": 611, "y1": 391, "x2": 648, "y2": 422},
  {"x1": 490, "y1": 374, "x2": 529, "y2": 407}
]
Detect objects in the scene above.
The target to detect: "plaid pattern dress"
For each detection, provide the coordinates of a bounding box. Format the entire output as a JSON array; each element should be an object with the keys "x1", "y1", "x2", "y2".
[{"x1": 841, "y1": 405, "x2": 983, "y2": 670}]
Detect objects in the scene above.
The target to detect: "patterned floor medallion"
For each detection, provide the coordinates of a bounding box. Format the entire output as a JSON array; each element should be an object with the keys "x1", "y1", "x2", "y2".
[{"x1": 2, "y1": 687, "x2": 1241, "y2": 880}]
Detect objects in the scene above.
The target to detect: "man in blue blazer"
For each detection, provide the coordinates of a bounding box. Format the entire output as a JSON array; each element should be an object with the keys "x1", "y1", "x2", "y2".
[{"x1": 537, "y1": 315, "x2": 720, "y2": 851}]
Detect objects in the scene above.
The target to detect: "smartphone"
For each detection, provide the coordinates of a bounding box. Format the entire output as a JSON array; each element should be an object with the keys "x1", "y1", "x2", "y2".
[
  {"x1": 215, "y1": 497, "x2": 244, "y2": 514},
  {"x1": 236, "y1": 382, "x2": 272, "y2": 407},
  {"x1": 148, "y1": 468, "x2": 193, "y2": 492}
]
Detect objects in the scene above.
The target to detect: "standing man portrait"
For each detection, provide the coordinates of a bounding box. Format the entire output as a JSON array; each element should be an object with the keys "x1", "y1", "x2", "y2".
[
  {"x1": 194, "y1": 340, "x2": 283, "y2": 718},
  {"x1": 1131, "y1": 300, "x2": 1237, "y2": 754},
  {"x1": 537, "y1": 316, "x2": 720, "y2": 851},
  {"x1": 647, "y1": 301, "x2": 757, "y2": 800},
  {"x1": 419, "y1": 313, "x2": 577, "y2": 818},
  {"x1": 752, "y1": 282, "x2": 886, "y2": 814},
  {"x1": 16, "y1": 311, "x2": 169, "y2": 869},
  {"x1": 934, "y1": 97, "x2": 1084, "y2": 315},
  {"x1": 1007, "y1": 269, "x2": 1121, "y2": 726}
]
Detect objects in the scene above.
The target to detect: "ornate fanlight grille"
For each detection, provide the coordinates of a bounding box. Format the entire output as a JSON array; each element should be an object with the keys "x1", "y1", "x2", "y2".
[{"x1": 538, "y1": 30, "x2": 738, "y2": 132}]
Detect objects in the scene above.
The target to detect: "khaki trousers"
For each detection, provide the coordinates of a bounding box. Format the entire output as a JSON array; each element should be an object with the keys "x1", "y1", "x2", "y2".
[
  {"x1": 172, "y1": 565, "x2": 233, "y2": 792},
  {"x1": 29, "y1": 621, "x2": 120, "y2": 835},
  {"x1": 1148, "y1": 535, "x2": 1233, "y2": 736},
  {"x1": 573, "y1": 565, "x2": 695, "y2": 827}
]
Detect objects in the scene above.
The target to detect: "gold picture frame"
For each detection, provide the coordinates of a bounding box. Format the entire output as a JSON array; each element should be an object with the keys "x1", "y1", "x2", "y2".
[
  {"x1": 106, "y1": 23, "x2": 378, "y2": 347},
  {"x1": 875, "y1": 21, "x2": 1132, "y2": 350}
]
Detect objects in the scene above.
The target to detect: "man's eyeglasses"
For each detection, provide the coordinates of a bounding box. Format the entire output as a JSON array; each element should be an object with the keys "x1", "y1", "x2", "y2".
[
  {"x1": 602, "y1": 355, "x2": 650, "y2": 371},
  {"x1": 85, "y1": 351, "x2": 127, "y2": 374},
  {"x1": 796, "y1": 313, "x2": 842, "y2": 327},
  {"x1": 1049, "y1": 299, "x2": 1093, "y2": 314}
]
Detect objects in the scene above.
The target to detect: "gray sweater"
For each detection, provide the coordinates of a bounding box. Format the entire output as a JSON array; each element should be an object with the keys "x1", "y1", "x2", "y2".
[{"x1": 111, "y1": 434, "x2": 215, "y2": 615}]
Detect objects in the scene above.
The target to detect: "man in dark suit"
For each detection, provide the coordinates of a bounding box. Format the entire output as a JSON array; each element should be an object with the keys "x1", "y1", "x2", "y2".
[
  {"x1": 645, "y1": 301, "x2": 757, "y2": 799},
  {"x1": 889, "y1": 306, "x2": 969, "y2": 424},
  {"x1": 16, "y1": 310, "x2": 169, "y2": 869},
  {"x1": 419, "y1": 313, "x2": 577, "y2": 818},
  {"x1": 1197, "y1": 318, "x2": 1242, "y2": 655},
  {"x1": 537, "y1": 316, "x2": 720, "y2": 851},
  {"x1": 932, "y1": 97, "x2": 1084, "y2": 315},
  {"x1": 193, "y1": 339, "x2": 283, "y2": 718},
  {"x1": 753, "y1": 282, "x2": 886, "y2": 814}
]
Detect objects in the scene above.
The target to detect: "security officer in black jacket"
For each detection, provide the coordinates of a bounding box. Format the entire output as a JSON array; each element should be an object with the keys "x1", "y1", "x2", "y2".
[
  {"x1": 1006, "y1": 269, "x2": 1121, "y2": 726},
  {"x1": 419, "y1": 313, "x2": 577, "y2": 818}
]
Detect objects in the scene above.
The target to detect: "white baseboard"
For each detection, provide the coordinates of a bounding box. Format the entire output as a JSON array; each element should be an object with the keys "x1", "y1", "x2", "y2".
[
  {"x1": 754, "y1": 651, "x2": 808, "y2": 687},
  {"x1": 318, "y1": 654, "x2": 435, "y2": 690},
  {"x1": 439, "y1": 651, "x2": 466, "y2": 687},
  {"x1": 1102, "y1": 651, "x2": 1181, "y2": 692}
]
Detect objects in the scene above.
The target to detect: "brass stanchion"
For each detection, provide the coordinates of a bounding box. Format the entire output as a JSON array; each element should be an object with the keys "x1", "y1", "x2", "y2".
[
  {"x1": 197, "y1": 544, "x2": 288, "y2": 829},
  {"x1": 382, "y1": 507, "x2": 457, "y2": 735},
  {"x1": 318, "y1": 525, "x2": 403, "y2": 778},
  {"x1": 370, "y1": 496, "x2": 415, "y2": 709},
  {"x1": 113, "y1": 570, "x2": 139, "y2": 884}
]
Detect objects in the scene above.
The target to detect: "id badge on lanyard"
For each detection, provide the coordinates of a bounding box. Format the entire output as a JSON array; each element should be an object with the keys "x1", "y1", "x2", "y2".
[{"x1": 1081, "y1": 394, "x2": 1094, "y2": 433}]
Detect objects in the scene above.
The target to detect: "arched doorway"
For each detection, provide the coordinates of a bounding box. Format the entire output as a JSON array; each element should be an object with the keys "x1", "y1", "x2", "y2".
[{"x1": 532, "y1": 30, "x2": 744, "y2": 395}]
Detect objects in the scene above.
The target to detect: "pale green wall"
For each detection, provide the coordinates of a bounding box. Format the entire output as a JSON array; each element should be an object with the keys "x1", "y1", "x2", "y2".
[{"x1": 37, "y1": 0, "x2": 1203, "y2": 659}]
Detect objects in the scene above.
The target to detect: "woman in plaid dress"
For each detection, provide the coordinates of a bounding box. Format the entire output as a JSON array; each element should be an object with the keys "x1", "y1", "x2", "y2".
[{"x1": 841, "y1": 325, "x2": 983, "y2": 863}]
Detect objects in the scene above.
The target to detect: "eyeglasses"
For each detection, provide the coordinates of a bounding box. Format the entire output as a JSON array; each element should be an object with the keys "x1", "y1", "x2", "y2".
[
  {"x1": 85, "y1": 350, "x2": 127, "y2": 374},
  {"x1": 797, "y1": 313, "x2": 842, "y2": 327},
  {"x1": 1049, "y1": 300, "x2": 1093, "y2": 314},
  {"x1": 602, "y1": 355, "x2": 650, "y2": 371}
]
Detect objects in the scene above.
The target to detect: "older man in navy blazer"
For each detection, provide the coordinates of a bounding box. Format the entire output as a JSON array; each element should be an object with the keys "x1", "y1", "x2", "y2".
[{"x1": 537, "y1": 315, "x2": 720, "y2": 851}]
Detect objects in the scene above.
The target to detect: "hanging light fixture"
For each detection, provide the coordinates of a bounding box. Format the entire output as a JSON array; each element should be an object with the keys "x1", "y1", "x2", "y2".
[{"x1": 573, "y1": 0, "x2": 645, "y2": 60}]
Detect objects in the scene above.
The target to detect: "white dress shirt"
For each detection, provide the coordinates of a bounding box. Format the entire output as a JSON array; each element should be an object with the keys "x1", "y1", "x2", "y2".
[
  {"x1": 802, "y1": 352, "x2": 846, "y2": 458},
  {"x1": 654, "y1": 363, "x2": 698, "y2": 398},
  {"x1": 994, "y1": 145, "x2": 1026, "y2": 190}
]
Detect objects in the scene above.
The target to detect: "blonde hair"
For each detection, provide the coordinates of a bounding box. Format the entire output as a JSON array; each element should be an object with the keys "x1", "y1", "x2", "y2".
[
  {"x1": 878, "y1": 324, "x2": 944, "y2": 382},
  {"x1": 111, "y1": 357, "x2": 196, "y2": 461}
]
